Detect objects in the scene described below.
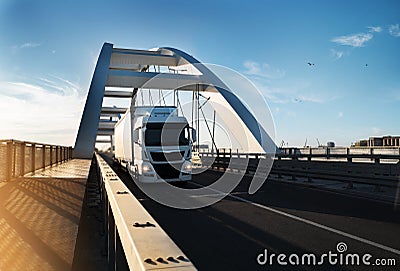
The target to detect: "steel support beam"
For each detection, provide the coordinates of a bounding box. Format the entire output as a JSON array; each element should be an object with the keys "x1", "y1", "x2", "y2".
[
  {"x1": 98, "y1": 122, "x2": 115, "y2": 130},
  {"x1": 104, "y1": 90, "x2": 133, "y2": 98},
  {"x1": 101, "y1": 107, "x2": 127, "y2": 114},
  {"x1": 106, "y1": 70, "x2": 203, "y2": 89},
  {"x1": 110, "y1": 51, "x2": 178, "y2": 69},
  {"x1": 73, "y1": 43, "x2": 114, "y2": 158},
  {"x1": 96, "y1": 140, "x2": 113, "y2": 143},
  {"x1": 97, "y1": 130, "x2": 114, "y2": 136}
]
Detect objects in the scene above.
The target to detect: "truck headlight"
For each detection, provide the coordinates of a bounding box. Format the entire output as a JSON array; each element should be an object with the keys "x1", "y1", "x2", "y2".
[
  {"x1": 142, "y1": 164, "x2": 153, "y2": 173},
  {"x1": 182, "y1": 161, "x2": 192, "y2": 172}
]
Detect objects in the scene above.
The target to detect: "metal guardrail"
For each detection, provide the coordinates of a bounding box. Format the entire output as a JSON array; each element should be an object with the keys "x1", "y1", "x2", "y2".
[
  {"x1": 208, "y1": 147, "x2": 400, "y2": 164},
  {"x1": 95, "y1": 153, "x2": 197, "y2": 271},
  {"x1": 277, "y1": 147, "x2": 400, "y2": 164},
  {"x1": 200, "y1": 149, "x2": 400, "y2": 189},
  {"x1": 0, "y1": 139, "x2": 73, "y2": 182}
]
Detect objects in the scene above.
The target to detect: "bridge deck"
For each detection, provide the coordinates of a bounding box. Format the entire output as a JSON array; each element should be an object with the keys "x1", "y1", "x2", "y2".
[
  {"x1": 0, "y1": 159, "x2": 91, "y2": 271},
  {"x1": 100, "y1": 153, "x2": 400, "y2": 271}
]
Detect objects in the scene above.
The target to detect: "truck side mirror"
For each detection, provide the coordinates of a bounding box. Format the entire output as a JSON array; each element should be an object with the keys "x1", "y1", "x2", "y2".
[
  {"x1": 133, "y1": 128, "x2": 140, "y2": 144},
  {"x1": 191, "y1": 128, "x2": 197, "y2": 142}
]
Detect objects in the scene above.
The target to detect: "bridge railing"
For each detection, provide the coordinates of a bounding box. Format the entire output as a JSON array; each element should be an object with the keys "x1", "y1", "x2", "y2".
[
  {"x1": 277, "y1": 146, "x2": 400, "y2": 164},
  {"x1": 95, "y1": 153, "x2": 197, "y2": 271},
  {"x1": 200, "y1": 148, "x2": 400, "y2": 189},
  {"x1": 202, "y1": 147, "x2": 400, "y2": 164},
  {"x1": 0, "y1": 139, "x2": 73, "y2": 182}
]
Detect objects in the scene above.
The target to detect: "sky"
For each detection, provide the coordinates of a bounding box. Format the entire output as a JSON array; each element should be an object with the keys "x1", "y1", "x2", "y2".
[{"x1": 0, "y1": 0, "x2": 399, "y2": 147}]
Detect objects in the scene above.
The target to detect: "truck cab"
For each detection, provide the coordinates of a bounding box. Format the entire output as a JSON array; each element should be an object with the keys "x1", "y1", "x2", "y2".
[{"x1": 124, "y1": 106, "x2": 195, "y2": 183}]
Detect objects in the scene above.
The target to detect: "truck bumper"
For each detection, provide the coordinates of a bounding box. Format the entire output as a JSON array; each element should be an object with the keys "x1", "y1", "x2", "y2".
[{"x1": 137, "y1": 173, "x2": 191, "y2": 183}]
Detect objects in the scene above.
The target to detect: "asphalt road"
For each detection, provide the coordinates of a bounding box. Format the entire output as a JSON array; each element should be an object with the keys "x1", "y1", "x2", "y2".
[{"x1": 101, "y1": 154, "x2": 400, "y2": 271}]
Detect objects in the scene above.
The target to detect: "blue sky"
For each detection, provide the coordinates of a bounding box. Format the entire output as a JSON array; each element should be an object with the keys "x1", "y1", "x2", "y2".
[{"x1": 0, "y1": 0, "x2": 399, "y2": 147}]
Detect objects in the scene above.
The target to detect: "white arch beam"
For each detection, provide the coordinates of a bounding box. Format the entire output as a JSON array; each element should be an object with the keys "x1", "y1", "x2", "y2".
[
  {"x1": 73, "y1": 43, "x2": 276, "y2": 158},
  {"x1": 106, "y1": 70, "x2": 204, "y2": 89},
  {"x1": 110, "y1": 51, "x2": 178, "y2": 70}
]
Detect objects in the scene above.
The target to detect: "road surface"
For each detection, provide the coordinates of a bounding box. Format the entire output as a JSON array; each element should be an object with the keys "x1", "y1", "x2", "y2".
[{"x1": 101, "y1": 154, "x2": 400, "y2": 271}]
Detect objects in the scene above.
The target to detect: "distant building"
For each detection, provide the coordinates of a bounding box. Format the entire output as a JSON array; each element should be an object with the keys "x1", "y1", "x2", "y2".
[
  {"x1": 354, "y1": 136, "x2": 400, "y2": 147},
  {"x1": 326, "y1": 141, "x2": 335, "y2": 148},
  {"x1": 354, "y1": 139, "x2": 368, "y2": 147}
]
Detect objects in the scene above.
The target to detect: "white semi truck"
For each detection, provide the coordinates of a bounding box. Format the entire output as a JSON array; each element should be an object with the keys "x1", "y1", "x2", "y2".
[{"x1": 114, "y1": 106, "x2": 196, "y2": 183}]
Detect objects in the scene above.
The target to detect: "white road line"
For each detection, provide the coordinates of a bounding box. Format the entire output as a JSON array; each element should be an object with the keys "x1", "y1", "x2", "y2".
[
  {"x1": 190, "y1": 181, "x2": 400, "y2": 256},
  {"x1": 189, "y1": 193, "x2": 226, "y2": 198}
]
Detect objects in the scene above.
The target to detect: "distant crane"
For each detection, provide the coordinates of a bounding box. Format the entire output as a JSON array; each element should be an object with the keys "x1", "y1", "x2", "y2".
[{"x1": 316, "y1": 138, "x2": 321, "y2": 147}]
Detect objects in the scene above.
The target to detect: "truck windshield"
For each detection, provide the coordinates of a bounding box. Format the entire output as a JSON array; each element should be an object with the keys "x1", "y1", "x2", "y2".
[{"x1": 145, "y1": 123, "x2": 190, "y2": 146}]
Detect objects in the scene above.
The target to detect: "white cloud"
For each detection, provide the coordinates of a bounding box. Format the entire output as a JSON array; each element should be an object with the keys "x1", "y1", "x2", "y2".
[
  {"x1": 20, "y1": 42, "x2": 41, "y2": 49},
  {"x1": 0, "y1": 78, "x2": 85, "y2": 145},
  {"x1": 389, "y1": 24, "x2": 400, "y2": 37},
  {"x1": 296, "y1": 95, "x2": 325, "y2": 103},
  {"x1": 372, "y1": 127, "x2": 383, "y2": 135},
  {"x1": 250, "y1": 81, "x2": 291, "y2": 104},
  {"x1": 367, "y1": 26, "x2": 382, "y2": 33},
  {"x1": 286, "y1": 111, "x2": 297, "y2": 118},
  {"x1": 331, "y1": 33, "x2": 373, "y2": 47},
  {"x1": 243, "y1": 61, "x2": 285, "y2": 79},
  {"x1": 251, "y1": 79, "x2": 327, "y2": 105},
  {"x1": 330, "y1": 49, "x2": 344, "y2": 60}
]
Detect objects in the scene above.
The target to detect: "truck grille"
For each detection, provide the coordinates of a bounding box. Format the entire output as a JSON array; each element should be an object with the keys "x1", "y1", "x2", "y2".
[
  {"x1": 152, "y1": 163, "x2": 182, "y2": 180},
  {"x1": 150, "y1": 151, "x2": 184, "y2": 162}
]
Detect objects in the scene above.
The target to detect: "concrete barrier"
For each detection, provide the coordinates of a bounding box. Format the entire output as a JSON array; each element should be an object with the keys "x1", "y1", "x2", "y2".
[{"x1": 95, "y1": 153, "x2": 197, "y2": 271}]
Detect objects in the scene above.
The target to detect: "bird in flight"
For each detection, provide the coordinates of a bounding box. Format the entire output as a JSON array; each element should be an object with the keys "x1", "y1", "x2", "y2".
[{"x1": 307, "y1": 62, "x2": 315, "y2": 66}]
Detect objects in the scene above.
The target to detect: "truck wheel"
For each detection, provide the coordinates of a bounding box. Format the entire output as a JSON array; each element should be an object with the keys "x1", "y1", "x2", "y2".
[
  {"x1": 133, "y1": 165, "x2": 139, "y2": 182},
  {"x1": 177, "y1": 181, "x2": 188, "y2": 187}
]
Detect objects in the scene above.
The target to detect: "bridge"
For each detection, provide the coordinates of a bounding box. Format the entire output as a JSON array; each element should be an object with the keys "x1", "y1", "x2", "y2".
[{"x1": 1, "y1": 43, "x2": 399, "y2": 271}]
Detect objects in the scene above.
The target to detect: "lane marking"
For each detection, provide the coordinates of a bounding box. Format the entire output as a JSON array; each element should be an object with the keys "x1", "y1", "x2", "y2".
[
  {"x1": 188, "y1": 191, "x2": 250, "y2": 199},
  {"x1": 190, "y1": 181, "x2": 400, "y2": 256},
  {"x1": 189, "y1": 193, "x2": 226, "y2": 198},
  {"x1": 267, "y1": 176, "x2": 398, "y2": 206}
]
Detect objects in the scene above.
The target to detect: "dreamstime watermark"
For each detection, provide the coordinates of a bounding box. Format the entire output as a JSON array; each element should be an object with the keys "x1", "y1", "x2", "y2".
[
  {"x1": 122, "y1": 62, "x2": 276, "y2": 209},
  {"x1": 257, "y1": 242, "x2": 397, "y2": 267}
]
